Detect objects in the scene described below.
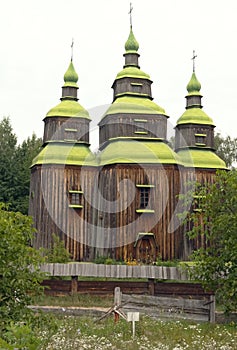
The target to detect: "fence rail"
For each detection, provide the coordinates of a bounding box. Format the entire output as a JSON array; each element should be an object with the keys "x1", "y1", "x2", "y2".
[{"x1": 40, "y1": 263, "x2": 190, "y2": 280}]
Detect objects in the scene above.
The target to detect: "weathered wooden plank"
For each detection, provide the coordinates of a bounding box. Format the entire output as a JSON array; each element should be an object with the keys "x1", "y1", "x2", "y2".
[
  {"x1": 122, "y1": 306, "x2": 210, "y2": 322},
  {"x1": 39, "y1": 263, "x2": 190, "y2": 280},
  {"x1": 121, "y1": 293, "x2": 213, "y2": 322},
  {"x1": 122, "y1": 294, "x2": 210, "y2": 311}
]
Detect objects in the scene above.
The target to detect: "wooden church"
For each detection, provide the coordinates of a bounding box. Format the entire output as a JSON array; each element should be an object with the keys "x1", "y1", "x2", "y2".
[{"x1": 29, "y1": 25, "x2": 226, "y2": 262}]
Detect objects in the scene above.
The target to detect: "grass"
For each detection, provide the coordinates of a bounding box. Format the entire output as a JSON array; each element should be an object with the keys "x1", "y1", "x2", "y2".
[
  {"x1": 32, "y1": 293, "x2": 114, "y2": 308},
  {"x1": 26, "y1": 294, "x2": 237, "y2": 349},
  {"x1": 2, "y1": 293, "x2": 237, "y2": 349},
  {"x1": 34, "y1": 314, "x2": 237, "y2": 349}
]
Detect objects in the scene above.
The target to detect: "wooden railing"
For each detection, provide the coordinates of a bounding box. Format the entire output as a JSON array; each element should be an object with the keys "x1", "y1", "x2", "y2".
[{"x1": 40, "y1": 263, "x2": 190, "y2": 280}]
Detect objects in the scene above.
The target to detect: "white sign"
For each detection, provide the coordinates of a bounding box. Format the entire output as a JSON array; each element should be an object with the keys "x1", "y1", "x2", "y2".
[{"x1": 127, "y1": 312, "x2": 140, "y2": 322}]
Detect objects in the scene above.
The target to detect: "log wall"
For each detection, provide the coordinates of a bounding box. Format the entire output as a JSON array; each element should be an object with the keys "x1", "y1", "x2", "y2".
[
  {"x1": 29, "y1": 160, "x2": 219, "y2": 262},
  {"x1": 99, "y1": 114, "x2": 167, "y2": 147},
  {"x1": 43, "y1": 117, "x2": 90, "y2": 144}
]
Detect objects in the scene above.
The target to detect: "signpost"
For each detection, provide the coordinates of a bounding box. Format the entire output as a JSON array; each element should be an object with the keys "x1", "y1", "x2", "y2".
[{"x1": 127, "y1": 312, "x2": 140, "y2": 339}]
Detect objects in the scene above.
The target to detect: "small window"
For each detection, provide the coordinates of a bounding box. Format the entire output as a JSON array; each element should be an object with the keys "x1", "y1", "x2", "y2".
[
  {"x1": 140, "y1": 187, "x2": 149, "y2": 208},
  {"x1": 195, "y1": 133, "x2": 206, "y2": 146},
  {"x1": 69, "y1": 190, "x2": 83, "y2": 208},
  {"x1": 131, "y1": 82, "x2": 143, "y2": 93},
  {"x1": 132, "y1": 85, "x2": 142, "y2": 93},
  {"x1": 134, "y1": 119, "x2": 148, "y2": 135},
  {"x1": 64, "y1": 128, "x2": 78, "y2": 142}
]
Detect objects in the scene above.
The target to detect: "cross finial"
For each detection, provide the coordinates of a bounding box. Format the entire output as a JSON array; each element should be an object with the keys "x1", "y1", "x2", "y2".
[
  {"x1": 128, "y1": 2, "x2": 133, "y2": 28},
  {"x1": 71, "y1": 38, "x2": 74, "y2": 61},
  {"x1": 191, "y1": 50, "x2": 197, "y2": 72}
]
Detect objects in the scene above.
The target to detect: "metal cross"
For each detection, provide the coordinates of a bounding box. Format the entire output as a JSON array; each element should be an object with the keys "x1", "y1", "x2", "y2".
[
  {"x1": 129, "y1": 2, "x2": 133, "y2": 28},
  {"x1": 71, "y1": 38, "x2": 74, "y2": 61},
  {"x1": 191, "y1": 50, "x2": 197, "y2": 72}
]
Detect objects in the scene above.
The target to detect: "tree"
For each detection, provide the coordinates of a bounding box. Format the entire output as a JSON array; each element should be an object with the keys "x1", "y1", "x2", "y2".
[
  {"x1": 0, "y1": 117, "x2": 18, "y2": 206},
  {"x1": 0, "y1": 204, "x2": 44, "y2": 328},
  {"x1": 182, "y1": 170, "x2": 237, "y2": 313},
  {"x1": 14, "y1": 133, "x2": 42, "y2": 214},
  {"x1": 0, "y1": 117, "x2": 42, "y2": 214},
  {"x1": 214, "y1": 133, "x2": 237, "y2": 168}
]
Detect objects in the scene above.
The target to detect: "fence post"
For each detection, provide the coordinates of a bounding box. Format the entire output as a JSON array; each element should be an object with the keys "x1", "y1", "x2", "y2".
[
  {"x1": 148, "y1": 278, "x2": 155, "y2": 295},
  {"x1": 114, "y1": 287, "x2": 122, "y2": 323},
  {"x1": 71, "y1": 276, "x2": 78, "y2": 295},
  {"x1": 209, "y1": 295, "x2": 216, "y2": 323}
]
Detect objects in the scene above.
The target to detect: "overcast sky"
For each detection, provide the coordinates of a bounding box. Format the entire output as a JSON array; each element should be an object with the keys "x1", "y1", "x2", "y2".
[{"x1": 0, "y1": 0, "x2": 237, "y2": 147}]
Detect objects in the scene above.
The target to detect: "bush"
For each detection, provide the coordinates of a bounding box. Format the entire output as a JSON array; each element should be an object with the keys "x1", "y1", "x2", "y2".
[
  {"x1": 0, "y1": 204, "x2": 45, "y2": 329},
  {"x1": 43, "y1": 233, "x2": 72, "y2": 263}
]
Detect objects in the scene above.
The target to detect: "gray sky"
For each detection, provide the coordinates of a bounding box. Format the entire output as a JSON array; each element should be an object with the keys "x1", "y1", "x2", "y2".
[{"x1": 0, "y1": 0, "x2": 237, "y2": 146}]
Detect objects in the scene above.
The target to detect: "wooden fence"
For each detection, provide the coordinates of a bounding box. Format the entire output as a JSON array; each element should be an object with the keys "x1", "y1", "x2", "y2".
[
  {"x1": 40, "y1": 263, "x2": 215, "y2": 322},
  {"x1": 122, "y1": 293, "x2": 215, "y2": 323},
  {"x1": 40, "y1": 263, "x2": 190, "y2": 280}
]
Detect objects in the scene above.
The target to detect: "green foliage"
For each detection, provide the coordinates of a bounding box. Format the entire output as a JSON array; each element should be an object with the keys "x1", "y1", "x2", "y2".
[
  {"x1": 93, "y1": 255, "x2": 124, "y2": 265},
  {"x1": 0, "y1": 117, "x2": 18, "y2": 206},
  {"x1": 2, "y1": 323, "x2": 41, "y2": 349},
  {"x1": 43, "y1": 233, "x2": 72, "y2": 263},
  {"x1": 0, "y1": 313, "x2": 59, "y2": 349},
  {"x1": 181, "y1": 170, "x2": 237, "y2": 313},
  {"x1": 215, "y1": 132, "x2": 237, "y2": 168},
  {"x1": 0, "y1": 117, "x2": 42, "y2": 214},
  {"x1": 14, "y1": 133, "x2": 42, "y2": 214},
  {"x1": 0, "y1": 204, "x2": 45, "y2": 329},
  {"x1": 154, "y1": 255, "x2": 180, "y2": 267}
]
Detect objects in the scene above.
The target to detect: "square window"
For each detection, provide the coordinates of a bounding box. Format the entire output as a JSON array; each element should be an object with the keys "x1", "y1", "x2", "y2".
[{"x1": 68, "y1": 190, "x2": 83, "y2": 208}]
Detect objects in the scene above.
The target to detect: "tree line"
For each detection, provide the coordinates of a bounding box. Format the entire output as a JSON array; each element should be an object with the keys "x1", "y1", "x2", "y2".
[{"x1": 0, "y1": 117, "x2": 42, "y2": 214}]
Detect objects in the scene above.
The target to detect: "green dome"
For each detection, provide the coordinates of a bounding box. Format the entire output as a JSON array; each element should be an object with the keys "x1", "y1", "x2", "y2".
[
  {"x1": 99, "y1": 139, "x2": 182, "y2": 166},
  {"x1": 46, "y1": 100, "x2": 91, "y2": 119},
  {"x1": 102, "y1": 96, "x2": 166, "y2": 118},
  {"x1": 31, "y1": 143, "x2": 97, "y2": 167},
  {"x1": 63, "y1": 61, "x2": 79, "y2": 88},
  {"x1": 125, "y1": 27, "x2": 139, "y2": 53},
  {"x1": 116, "y1": 66, "x2": 150, "y2": 80},
  {"x1": 176, "y1": 108, "x2": 214, "y2": 126},
  {"x1": 177, "y1": 148, "x2": 226, "y2": 169},
  {"x1": 186, "y1": 72, "x2": 201, "y2": 96}
]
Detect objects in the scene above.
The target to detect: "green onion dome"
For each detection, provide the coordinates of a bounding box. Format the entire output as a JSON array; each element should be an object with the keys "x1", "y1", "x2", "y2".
[
  {"x1": 186, "y1": 72, "x2": 201, "y2": 96},
  {"x1": 63, "y1": 61, "x2": 79, "y2": 88},
  {"x1": 125, "y1": 27, "x2": 139, "y2": 53}
]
